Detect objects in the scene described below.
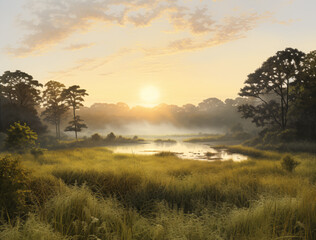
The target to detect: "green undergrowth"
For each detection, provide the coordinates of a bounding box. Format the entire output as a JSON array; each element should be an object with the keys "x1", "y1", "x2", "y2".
[{"x1": 0, "y1": 146, "x2": 315, "y2": 239}]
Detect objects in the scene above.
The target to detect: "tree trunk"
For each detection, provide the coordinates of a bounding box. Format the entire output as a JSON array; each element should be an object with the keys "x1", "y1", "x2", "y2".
[
  {"x1": 55, "y1": 122, "x2": 58, "y2": 139},
  {"x1": 73, "y1": 105, "x2": 77, "y2": 140}
]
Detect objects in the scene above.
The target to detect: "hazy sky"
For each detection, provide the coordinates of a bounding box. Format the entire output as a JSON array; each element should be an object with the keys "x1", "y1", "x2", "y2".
[{"x1": 0, "y1": 0, "x2": 315, "y2": 106}]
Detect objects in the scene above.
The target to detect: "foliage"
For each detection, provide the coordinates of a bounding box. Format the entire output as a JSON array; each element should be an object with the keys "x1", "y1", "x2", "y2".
[
  {"x1": 30, "y1": 148, "x2": 45, "y2": 159},
  {"x1": 281, "y1": 155, "x2": 300, "y2": 172},
  {"x1": 238, "y1": 48, "x2": 305, "y2": 130},
  {"x1": 289, "y1": 50, "x2": 316, "y2": 140},
  {"x1": 0, "y1": 70, "x2": 42, "y2": 108},
  {"x1": 105, "y1": 132, "x2": 116, "y2": 141},
  {"x1": 90, "y1": 133, "x2": 102, "y2": 142},
  {"x1": 5, "y1": 122, "x2": 38, "y2": 152},
  {"x1": 0, "y1": 70, "x2": 46, "y2": 134},
  {"x1": 42, "y1": 81, "x2": 68, "y2": 139},
  {"x1": 62, "y1": 85, "x2": 88, "y2": 140},
  {"x1": 154, "y1": 138, "x2": 176, "y2": 144},
  {"x1": 0, "y1": 156, "x2": 29, "y2": 219},
  {"x1": 64, "y1": 116, "x2": 87, "y2": 133}
]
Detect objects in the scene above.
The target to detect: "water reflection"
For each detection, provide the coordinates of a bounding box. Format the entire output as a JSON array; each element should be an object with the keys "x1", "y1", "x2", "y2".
[{"x1": 108, "y1": 141, "x2": 247, "y2": 162}]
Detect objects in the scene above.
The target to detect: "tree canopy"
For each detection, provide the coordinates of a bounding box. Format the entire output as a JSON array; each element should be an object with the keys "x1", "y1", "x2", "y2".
[
  {"x1": 62, "y1": 85, "x2": 88, "y2": 140},
  {"x1": 238, "y1": 48, "x2": 316, "y2": 140},
  {"x1": 42, "y1": 81, "x2": 68, "y2": 139}
]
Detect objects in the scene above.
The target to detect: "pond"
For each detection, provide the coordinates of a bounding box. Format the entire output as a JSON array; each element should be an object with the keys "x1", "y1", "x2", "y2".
[{"x1": 108, "y1": 141, "x2": 248, "y2": 162}]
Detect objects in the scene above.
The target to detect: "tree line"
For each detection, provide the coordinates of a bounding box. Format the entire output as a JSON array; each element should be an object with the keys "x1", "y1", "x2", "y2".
[
  {"x1": 0, "y1": 47, "x2": 315, "y2": 144},
  {"x1": 0, "y1": 71, "x2": 88, "y2": 140},
  {"x1": 238, "y1": 48, "x2": 316, "y2": 140}
]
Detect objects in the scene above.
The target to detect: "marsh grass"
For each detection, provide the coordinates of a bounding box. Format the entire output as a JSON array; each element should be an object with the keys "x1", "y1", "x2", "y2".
[
  {"x1": 216, "y1": 145, "x2": 282, "y2": 159},
  {"x1": 0, "y1": 146, "x2": 315, "y2": 239}
]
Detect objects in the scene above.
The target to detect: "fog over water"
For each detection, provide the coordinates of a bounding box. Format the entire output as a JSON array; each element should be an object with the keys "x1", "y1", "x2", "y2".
[{"x1": 109, "y1": 140, "x2": 247, "y2": 162}]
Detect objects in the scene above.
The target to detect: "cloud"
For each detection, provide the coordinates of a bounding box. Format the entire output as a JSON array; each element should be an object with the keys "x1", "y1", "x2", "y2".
[
  {"x1": 49, "y1": 48, "x2": 132, "y2": 79},
  {"x1": 7, "y1": 0, "x2": 273, "y2": 57},
  {"x1": 64, "y1": 43, "x2": 95, "y2": 51},
  {"x1": 144, "y1": 11, "x2": 272, "y2": 55}
]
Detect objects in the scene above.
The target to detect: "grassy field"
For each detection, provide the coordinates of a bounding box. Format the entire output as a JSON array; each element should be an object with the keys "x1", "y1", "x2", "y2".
[{"x1": 1, "y1": 146, "x2": 316, "y2": 239}]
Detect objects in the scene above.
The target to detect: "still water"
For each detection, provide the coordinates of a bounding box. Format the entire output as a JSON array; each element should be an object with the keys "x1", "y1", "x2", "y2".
[{"x1": 108, "y1": 141, "x2": 247, "y2": 162}]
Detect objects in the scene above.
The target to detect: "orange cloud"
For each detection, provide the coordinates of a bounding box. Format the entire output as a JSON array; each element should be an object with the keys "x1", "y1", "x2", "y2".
[{"x1": 8, "y1": 0, "x2": 273, "y2": 57}]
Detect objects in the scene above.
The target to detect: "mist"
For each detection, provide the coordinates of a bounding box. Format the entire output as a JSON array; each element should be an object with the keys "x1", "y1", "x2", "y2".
[{"x1": 55, "y1": 97, "x2": 258, "y2": 137}]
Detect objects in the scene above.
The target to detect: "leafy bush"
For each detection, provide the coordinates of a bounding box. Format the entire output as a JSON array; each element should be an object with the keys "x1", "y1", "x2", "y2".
[
  {"x1": 0, "y1": 156, "x2": 29, "y2": 219},
  {"x1": 30, "y1": 148, "x2": 45, "y2": 159},
  {"x1": 5, "y1": 122, "x2": 38, "y2": 153},
  {"x1": 90, "y1": 133, "x2": 102, "y2": 142},
  {"x1": 281, "y1": 155, "x2": 300, "y2": 172},
  {"x1": 105, "y1": 132, "x2": 116, "y2": 142},
  {"x1": 38, "y1": 135, "x2": 58, "y2": 148}
]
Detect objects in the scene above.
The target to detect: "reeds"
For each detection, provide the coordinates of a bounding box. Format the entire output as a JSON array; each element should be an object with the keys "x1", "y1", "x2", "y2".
[{"x1": 1, "y1": 146, "x2": 315, "y2": 239}]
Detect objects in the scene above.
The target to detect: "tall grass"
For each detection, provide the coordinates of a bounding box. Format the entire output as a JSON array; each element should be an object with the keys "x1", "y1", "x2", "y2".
[{"x1": 0, "y1": 146, "x2": 315, "y2": 239}]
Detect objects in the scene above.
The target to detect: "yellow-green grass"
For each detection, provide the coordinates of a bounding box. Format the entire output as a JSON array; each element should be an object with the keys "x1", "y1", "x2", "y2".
[
  {"x1": 183, "y1": 135, "x2": 224, "y2": 142},
  {"x1": 1, "y1": 147, "x2": 316, "y2": 239}
]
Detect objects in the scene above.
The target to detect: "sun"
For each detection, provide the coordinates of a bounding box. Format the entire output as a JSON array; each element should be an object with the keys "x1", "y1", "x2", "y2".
[{"x1": 140, "y1": 86, "x2": 160, "y2": 104}]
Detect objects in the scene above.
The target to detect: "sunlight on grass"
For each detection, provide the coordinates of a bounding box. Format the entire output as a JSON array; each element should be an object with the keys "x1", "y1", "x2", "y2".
[{"x1": 1, "y1": 146, "x2": 315, "y2": 239}]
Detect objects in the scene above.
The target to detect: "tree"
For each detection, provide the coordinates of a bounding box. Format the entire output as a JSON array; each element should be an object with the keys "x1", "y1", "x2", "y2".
[
  {"x1": 62, "y1": 85, "x2": 88, "y2": 140},
  {"x1": 0, "y1": 155, "x2": 29, "y2": 219},
  {"x1": 0, "y1": 70, "x2": 42, "y2": 108},
  {"x1": 42, "y1": 81, "x2": 68, "y2": 139},
  {"x1": 238, "y1": 48, "x2": 305, "y2": 130},
  {"x1": 64, "y1": 116, "x2": 87, "y2": 137},
  {"x1": 0, "y1": 70, "x2": 45, "y2": 134},
  {"x1": 5, "y1": 122, "x2": 38, "y2": 152},
  {"x1": 289, "y1": 50, "x2": 316, "y2": 139}
]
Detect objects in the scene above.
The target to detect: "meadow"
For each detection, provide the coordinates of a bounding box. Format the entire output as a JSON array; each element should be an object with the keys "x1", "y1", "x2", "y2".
[{"x1": 0, "y1": 146, "x2": 316, "y2": 240}]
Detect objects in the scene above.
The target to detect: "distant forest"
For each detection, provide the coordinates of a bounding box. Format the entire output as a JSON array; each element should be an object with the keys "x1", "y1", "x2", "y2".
[{"x1": 0, "y1": 47, "x2": 315, "y2": 143}]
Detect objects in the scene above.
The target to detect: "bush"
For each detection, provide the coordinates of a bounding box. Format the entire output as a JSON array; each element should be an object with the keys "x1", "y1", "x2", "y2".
[
  {"x1": 38, "y1": 135, "x2": 58, "y2": 148},
  {"x1": 5, "y1": 122, "x2": 38, "y2": 153},
  {"x1": 281, "y1": 155, "x2": 300, "y2": 172},
  {"x1": 90, "y1": 133, "x2": 102, "y2": 142},
  {"x1": 30, "y1": 148, "x2": 45, "y2": 159},
  {"x1": 0, "y1": 156, "x2": 30, "y2": 219},
  {"x1": 105, "y1": 132, "x2": 116, "y2": 142}
]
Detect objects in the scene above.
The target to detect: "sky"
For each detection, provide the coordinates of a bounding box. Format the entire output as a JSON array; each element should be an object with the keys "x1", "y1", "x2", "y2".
[{"x1": 0, "y1": 0, "x2": 315, "y2": 107}]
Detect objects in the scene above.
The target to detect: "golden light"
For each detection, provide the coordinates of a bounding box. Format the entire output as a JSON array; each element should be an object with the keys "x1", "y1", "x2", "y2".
[{"x1": 140, "y1": 85, "x2": 160, "y2": 104}]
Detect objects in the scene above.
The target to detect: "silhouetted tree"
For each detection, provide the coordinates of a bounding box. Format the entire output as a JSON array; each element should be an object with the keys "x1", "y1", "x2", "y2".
[
  {"x1": 238, "y1": 48, "x2": 305, "y2": 130},
  {"x1": 62, "y1": 85, "x2": 88, "y2": 140},
  {"x1": 42, "y1": 81, "x2": 68, "y2": 139},
  {"x1": 0, "y1": 70, "x2": 46, "y2": 133},
  {"x1": 64, "y1": 116, "x2": 87, "y2": 137},
  {"x1": 0, "y1": 70, "x2": 42, "y2": 107},
  {"x1": 289, "y1": 50, "x2": 316, "y2": 139}
]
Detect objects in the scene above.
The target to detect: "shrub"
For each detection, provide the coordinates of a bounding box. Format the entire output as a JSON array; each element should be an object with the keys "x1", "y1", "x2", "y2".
[
  {"x1": 281, "y1": 155, "x2": 300, "y2": 172},
  {"x1": 38, "y1": 135, "x2": 58, "y2": 148},
  {"x1": 30, "y1": 148, "x2": 45, "y2": 159},
  {"x1": 105, "y1": 132, "x2": 116, "y2": 142},
  {"x1": 5, "y1": 122, "x2": 38, "y2": 153},
  {"x1": 0, "y1": 156, "x2": 30, "y2": 219},
  {"x1": 90, "y1": 133, "x2": 102, "y2": 142}
]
